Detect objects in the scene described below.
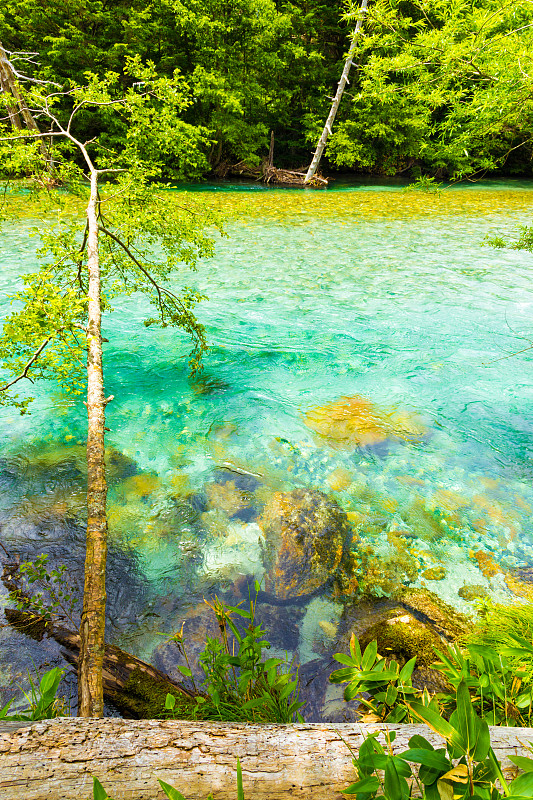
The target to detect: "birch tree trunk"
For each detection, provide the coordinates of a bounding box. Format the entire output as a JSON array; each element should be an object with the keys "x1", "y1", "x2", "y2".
[
  {"x1": 0, "y1": 42, "x2": 48, "y2": 158},
  {"x1": 78, "y1": 169, "x2": 108, "y2": 718},
  {"x1": 304, "y1": 0, "x2": 368, "y2": 184}
]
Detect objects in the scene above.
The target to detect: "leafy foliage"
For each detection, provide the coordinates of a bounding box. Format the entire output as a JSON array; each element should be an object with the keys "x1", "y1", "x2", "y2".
[
  {"x1": 433, "y1": 639, "x2": 533, "y2": 727},
  {"x1": 314, "y1": 0, "x2": 533, "y2": 178},
  {"x1": 330, "y1": 634, "x2": 424, "y2": 723},
  {"x1": 3, "y1": 0, "x2": 530, "y2": 177},
  {"x1": 0, "y1": 65, "x2": 222, "y2": 410},
  {"x1": 9, "y1": 553, "x2": 78, "y2": 627},
  {"x1": 341, "y1": 687, "x2": 533, "y2": 800},
  {"x1": 331, "y1": 629, "x2": 533, "y2": 727}
]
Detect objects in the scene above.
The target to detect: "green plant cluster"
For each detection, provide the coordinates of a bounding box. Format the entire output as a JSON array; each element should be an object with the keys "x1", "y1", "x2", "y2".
[
  {"x1": 165, "y1": 587, "x2": 304, "y2": 723},
  {"x1": 331, "y1": 636, "x2": 427, "y2": 724},
  {"x1": 0, "y1": 666, "x2": 66, "y2": 721},
  {"x1": 331, "y1": 629, "x2": 533, "y2": 728},
  {"x1": 343, "y1": 686, "x2": 533, "y2": 799},
  {"x1": 11, "y1": 553, "x2": 78, "y2": 626}
]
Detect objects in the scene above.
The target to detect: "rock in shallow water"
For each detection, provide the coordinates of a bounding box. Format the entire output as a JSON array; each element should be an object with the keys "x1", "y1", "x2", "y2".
[
  {"x1": 304, "y1": 395, "x2": 427, "y2": 449},
  {"x1": 260, "y1": 489, "x2": 352, "y2": 601}
]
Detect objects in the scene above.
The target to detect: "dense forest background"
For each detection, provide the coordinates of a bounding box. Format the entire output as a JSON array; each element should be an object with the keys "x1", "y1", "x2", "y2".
[{"x1": 1, "y1": 0, "x2": 532, "y2": 181}]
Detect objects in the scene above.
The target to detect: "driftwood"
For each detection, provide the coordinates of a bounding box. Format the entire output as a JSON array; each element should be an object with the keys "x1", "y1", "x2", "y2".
[
  {"x1": 213, "y1": 159, "x2": 262, "y2": 179},
  {"x1": 0, "y1": 718, "x2": 532, "y2": 800},
  {"x1": 211, "y1": 155, "x2": 328, "y2": 186},
  {"x1": 262, "y1": 164, "x2": 328, "y2": 187},
  {"x1": 4, "y1": 608, "x2": 197, "y2": 719}
]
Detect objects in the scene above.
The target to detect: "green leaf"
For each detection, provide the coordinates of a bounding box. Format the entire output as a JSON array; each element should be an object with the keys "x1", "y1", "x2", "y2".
[
  {"x1": 263, "y1": 658, "x2": 283, "y2": 671},
  {"x1": 279, "y1": 681, "x2": 297, "y2": 701},
  {"x1": 342, "y1": 776, "x2": 380, "y2": 795},
  {"x1": 408, "y1": 734, "x2": 434, "y2": 751},
  {"x1": 509, "y1": 757, "x2": 533, "y2": 773},
  {"x1": 510, "y1": 773, "x2": 533, "y2": 797},
  {"x1": 515, "y1": 693, "x2": 533, "y2": 709},
  {"x1": 385, "y1": 684, "x2": 398, "y2": 706},
  {"x1": 158, "y1": 779, "x2": 189, "y2": 800},
  {"x1": 473, "y1": 719, "x2": 491, "y2": 762},
  {"x1": 407, "y1": 702, "x2": 463, "y2": 750},
  {"x1": 399, "y1": 749, "x2": 450, "y2": 771},
  {"x1": 361, "y1": 640, "x2": 378, "y2": 671},
  {"x1": 384, "y1": 757, "x2": 407, "y2": 799},
  {"x1": 334, "y1": 654, "x2": 357, "y2": 667},
  {"x1": 165, "y1": 694, "x2": 176, "y2": 710},
  {"x1": 453, "y1": 680, "x2": 476, "y2": 754},
  {"x1": 399, "y1": 657, "x2": 416, "y2": 683},
  {"x1": 237, "y1": 758, "x2": 245, "y2": 800},
  {"x1": 93, "y1": 777, "x2": 112, "y2": 800},
  {"x1": 0, "y1": 699, "x2": 14, "y2": 719},
  {"x1": 39, "y1": 667, "x2": 63, "y2": 699},
  {"x1": 177, "y1": 666, "x2": 193, "y2": 678},
  {"x1": 436, "y1": 778, "x2": 455, "y2": 800}
]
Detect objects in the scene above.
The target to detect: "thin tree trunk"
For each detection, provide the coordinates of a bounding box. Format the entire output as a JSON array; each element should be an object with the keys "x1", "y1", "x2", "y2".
[
  {"x1": 304, "y1": 0, "x2": 368, "y2": 184},
  {"x1": 0, "y1": 43, "x2": 24, "y2": 130},
  {"x1": 78, "y1": 169, "x2": 108, "y2": 717},
  {"x1": 268, "y1": 130, "x2": 274, "y2": 168}
]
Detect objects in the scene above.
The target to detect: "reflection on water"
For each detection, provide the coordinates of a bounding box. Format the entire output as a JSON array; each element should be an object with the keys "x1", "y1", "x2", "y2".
[{"x1": 1, "y1": 185, "x2": 533, "y2": 718}]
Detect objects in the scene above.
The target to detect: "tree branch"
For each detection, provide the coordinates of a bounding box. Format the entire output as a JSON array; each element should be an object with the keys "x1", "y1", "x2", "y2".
[
  {"x1": 0, "y1": 130, "x2": 64, "y2": 142},
  {"x1": 98, "y1": 224, "x2": 191, "y2": 325},
  {"x1": 0, "y1": 336, "x2": 53, "y2": 391}
]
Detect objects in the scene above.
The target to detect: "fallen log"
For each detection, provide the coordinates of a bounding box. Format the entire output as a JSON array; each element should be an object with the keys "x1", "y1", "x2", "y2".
[
  {"x1": 0, "y1": 718, "x2": 531, "y2": 800},
  {"x1": 4, "y1": 608, "x2": 197, "y2": 719}
]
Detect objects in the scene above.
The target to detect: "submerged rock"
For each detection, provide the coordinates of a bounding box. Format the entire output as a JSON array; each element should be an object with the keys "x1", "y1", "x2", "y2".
[
  {"x1": 260, "y1": 489, "x2": 352, "y2": 601},
  {"x1": 458, "y1": 583, "x2": 489, "y2": 601},
  {"x1": 304, "y1": 395, "x2": 426, "y2": 449},
  {"x1": 359, "y1": 609, "x2": 441, "y2": 667},
  {"x1": 422, "y1": 566, "x2": 447, "y2": 581},
  {"x1": 397, "y1": 587, "x2": 470, "y2": 641}
]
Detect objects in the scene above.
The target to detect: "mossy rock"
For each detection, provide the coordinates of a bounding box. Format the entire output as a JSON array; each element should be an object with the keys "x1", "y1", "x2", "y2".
[
  {"x1": 260, "y1": 489, "x2": 352, "y2": 600},
  {"x1": 397, "y1": 587, "x2": 470, "y2": 641},
  {"x1": 359, "y1": 610, "x2": 442, "y2": 667}
]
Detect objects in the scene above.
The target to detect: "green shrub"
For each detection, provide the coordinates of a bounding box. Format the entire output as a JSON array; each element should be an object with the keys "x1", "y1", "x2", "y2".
[
  {"x1": 0, "y1": 666, "x2": 66, "y2": 721},
  {"x1": 165, "y1": 587, "x2": 304, "y2": 723},
  {"x1": 342, "y1": 682, "x2": 533, "y2": 799},
  {"x1": 331, "y1": 631, "x2": 533, "y2": 727}
]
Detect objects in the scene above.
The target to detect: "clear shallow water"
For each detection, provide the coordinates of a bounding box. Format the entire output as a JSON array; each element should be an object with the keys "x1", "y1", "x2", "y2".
[{"x1": 1, "y1": 184, "x2": 533, "y2": 715}]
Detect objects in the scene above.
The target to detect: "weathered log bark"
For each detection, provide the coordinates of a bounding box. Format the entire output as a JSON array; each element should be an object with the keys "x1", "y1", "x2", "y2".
[
  {"x1": 0, "y1": 719, "x2": 531, "y2": 800},
  {"x1": 304, "y1": 0, "x2": 368, "y2": 185},
  {"x1": 4, "y1": 608, "x2": 197, "y2": 719}
]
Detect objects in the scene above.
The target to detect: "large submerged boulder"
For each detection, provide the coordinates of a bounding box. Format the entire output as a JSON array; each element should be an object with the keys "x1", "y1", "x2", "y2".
[
  {"x1": 359, "y1": 610, "x2": 442, "y2": 668},
  {"x1": 260, "y1": 488, "x2": 352, "y2": 601}
]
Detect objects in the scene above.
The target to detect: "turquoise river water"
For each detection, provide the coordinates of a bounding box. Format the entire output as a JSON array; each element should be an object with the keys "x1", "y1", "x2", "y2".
[{"x1": 0, "y1": 181, "x2": 532, "y2": 718}]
